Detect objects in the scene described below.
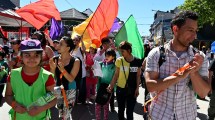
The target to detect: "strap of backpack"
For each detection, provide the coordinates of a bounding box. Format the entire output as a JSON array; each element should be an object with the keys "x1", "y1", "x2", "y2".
[
  {"x1": 158, "y1": 45, "x2": 166, "y2": 67},
  {"x1": 121, "y1": 59, "x2": 128, "y2": 87}
]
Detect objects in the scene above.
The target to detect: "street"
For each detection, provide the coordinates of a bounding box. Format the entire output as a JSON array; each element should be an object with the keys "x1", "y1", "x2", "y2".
[{"x1": 0, "y1": 86, "x2": 210, "y2": 120}]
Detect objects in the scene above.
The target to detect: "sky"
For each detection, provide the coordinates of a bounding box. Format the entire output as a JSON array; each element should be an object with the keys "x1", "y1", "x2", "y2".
[{"x1": 20, "y1": 0, "x2": 185, "y2": 36}]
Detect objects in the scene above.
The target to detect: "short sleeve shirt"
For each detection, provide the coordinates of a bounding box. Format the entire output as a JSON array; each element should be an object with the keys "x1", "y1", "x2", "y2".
[
  {"x1": 115, "y1": 56, "x2": 141, "y2": 88},
  {"x1": 145, "y1": 41, "x2": 208, "y2": 120}
]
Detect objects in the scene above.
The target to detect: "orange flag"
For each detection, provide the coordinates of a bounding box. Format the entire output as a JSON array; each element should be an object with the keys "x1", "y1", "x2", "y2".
[
  {"x1": 85, "y1": 0, "x2": 119, "y2": 47},
  {"x1": 16, "y1": 0, "x2": 61, "y2": 30},
  {"x1": 72, "y1": 15, "x2": 93, "y2": 51}
]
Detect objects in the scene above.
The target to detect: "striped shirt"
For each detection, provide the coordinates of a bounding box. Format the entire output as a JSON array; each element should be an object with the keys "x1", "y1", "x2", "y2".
[{"x1": 145, "y1": 42, "x2": 208, "y2": 120}]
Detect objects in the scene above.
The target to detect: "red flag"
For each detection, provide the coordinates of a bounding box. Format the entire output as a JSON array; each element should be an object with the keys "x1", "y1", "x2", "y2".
[
  {"x1": 16, "y1": 0, "x2": 61, "y2": 30},
  {"x1": 86, "y1": 0, "x2": 118, "y2": 47}
]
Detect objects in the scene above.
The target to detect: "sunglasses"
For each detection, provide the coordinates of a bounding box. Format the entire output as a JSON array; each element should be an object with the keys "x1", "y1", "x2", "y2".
[
  {"x1": 72, "y1": 39, "x2": 80, "y2": 42},
  {"x1": 10, "y1": 42, "x2": 19, "y2": 45}
]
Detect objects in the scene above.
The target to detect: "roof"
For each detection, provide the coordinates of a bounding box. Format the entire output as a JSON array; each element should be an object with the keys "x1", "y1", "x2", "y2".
[
  {"x1": 82, "y1": 8, "x2": 93, "y2": 17},
  {"x1": 0, "y1": 0, "x2": 16, "y2": 11},
  {"x1": 0, "y1": 9, "x2": 32, "y2": 27},
  {"x1": 60, "y1": 8, "x2": 87, "y2": 20},
  {"x1": 1, "y1": 9, "x2": 20, "y2": 18}
]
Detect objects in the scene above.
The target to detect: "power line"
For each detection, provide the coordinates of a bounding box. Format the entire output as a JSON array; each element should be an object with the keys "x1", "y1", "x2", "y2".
[
  {"x1": 137, "y1": 24, "x2": 151, "y2": 25},
  {"x1": 118, "y1": 16, "x2": 153, "y2": 20},
  {"x1": 64, "y1": 0, "x2": 74, "y2": 8},
  {"x1": 134, "y1": 17, "x2": 153, "y2": 19}
]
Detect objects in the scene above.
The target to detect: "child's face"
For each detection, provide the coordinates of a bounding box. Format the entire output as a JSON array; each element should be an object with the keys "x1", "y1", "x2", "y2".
[
  {"x1": 105, "y1": 55, "x2": 114, "y2": 62},
  {"x1": 89, "y1": 47, "x2": 96, "y2": 54},
  {"x1": 22, "y1": 51, "x2": 41, "y2": 67}
]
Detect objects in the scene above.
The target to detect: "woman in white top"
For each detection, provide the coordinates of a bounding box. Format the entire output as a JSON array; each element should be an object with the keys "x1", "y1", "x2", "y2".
[{"x1": 71, "y1": 35, "x2": 87, "y2": 104}]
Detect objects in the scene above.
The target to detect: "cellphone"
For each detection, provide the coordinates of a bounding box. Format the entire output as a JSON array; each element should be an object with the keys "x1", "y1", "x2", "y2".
[{"x1": 53, "y1": 55, "x2": 59, "y2": 64}]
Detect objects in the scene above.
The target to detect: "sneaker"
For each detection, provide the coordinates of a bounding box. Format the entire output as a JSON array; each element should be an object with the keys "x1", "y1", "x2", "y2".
[{"x1": 86, "y1": 99, "x2": 90, "y2": 104}]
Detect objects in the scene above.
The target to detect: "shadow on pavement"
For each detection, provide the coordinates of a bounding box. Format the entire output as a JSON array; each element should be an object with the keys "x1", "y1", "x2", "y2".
[
  {"x1": 51, "y1": 101, "x2": 119, "y2": 120},
  {"x1": 197, "y1": 112, "x2": 208, "y2": 120},
  {"x1": 0, "y1": 97, "x2": 5, "y2": 107},
  {"x1": 134, "y1": 102, "x2": 144, "y2": 115}
]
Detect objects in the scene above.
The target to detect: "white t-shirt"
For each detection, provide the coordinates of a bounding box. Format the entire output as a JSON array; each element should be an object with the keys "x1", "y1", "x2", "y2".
[
  {"x1": 93, "y1": 48, "x2": 120, "y2": 62},
  {"x1": 71, "y1": 47, "x2": 86, "y2": 78}
]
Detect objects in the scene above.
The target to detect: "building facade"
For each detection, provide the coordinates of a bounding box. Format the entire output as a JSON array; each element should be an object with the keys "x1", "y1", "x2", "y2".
[{"x1": 150, "y1": 8, "x2": 179, "y2": 46}]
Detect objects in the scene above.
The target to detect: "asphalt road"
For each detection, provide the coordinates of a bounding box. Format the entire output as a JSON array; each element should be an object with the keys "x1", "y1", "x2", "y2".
[{"x1": 0, "y1": 86, "x2": 210, "y2": 120}]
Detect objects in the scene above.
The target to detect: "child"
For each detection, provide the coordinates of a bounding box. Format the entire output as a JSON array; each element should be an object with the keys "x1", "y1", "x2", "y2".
[
  {"x1": 95, "y1": 48, "x2": 116, "y2": 120},
  {"x1": 85, "y1": 44, "x2": 98, "y2": 103},
  {"x1": 49, "y1": 36, "x2": 80, "y2": 120},
  {"x1": 5, "y1": 40, "x2": 56, "y2": 120}
]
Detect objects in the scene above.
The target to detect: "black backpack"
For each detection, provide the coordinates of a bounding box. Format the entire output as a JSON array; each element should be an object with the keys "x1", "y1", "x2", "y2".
[{"x1": 95, "y1": 83, "x2": 111, "y2": 105}]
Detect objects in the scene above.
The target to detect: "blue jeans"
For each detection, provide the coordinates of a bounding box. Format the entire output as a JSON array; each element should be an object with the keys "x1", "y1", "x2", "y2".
[{"x1": 116, "y1": 86, "x2": 137, "y2": 120}]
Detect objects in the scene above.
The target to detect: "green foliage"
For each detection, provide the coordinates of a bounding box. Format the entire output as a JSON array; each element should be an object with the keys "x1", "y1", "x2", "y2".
[{"x1": 179, "y1": 0, "x2": 215, "y2": 27}]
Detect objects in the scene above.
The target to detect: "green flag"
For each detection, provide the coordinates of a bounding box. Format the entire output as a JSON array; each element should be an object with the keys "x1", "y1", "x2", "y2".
[{"x1": 115, "y1": 15, "x2": 144, "y2": 59}]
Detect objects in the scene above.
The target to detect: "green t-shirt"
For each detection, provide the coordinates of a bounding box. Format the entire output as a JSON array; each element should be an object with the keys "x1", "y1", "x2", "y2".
[{"x1": 97, "y1": 62, "x2": 115, "y2": 91}]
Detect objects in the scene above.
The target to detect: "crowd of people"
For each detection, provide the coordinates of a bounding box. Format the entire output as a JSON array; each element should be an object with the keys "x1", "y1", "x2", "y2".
[{"x1": 0, "y1": 10, "x2": 214, "y2": 120}]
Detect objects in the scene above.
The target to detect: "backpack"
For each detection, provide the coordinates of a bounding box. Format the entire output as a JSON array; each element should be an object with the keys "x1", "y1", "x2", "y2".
[{"x1": 95, "y1": 83, "x2": 111, "y2": 105}]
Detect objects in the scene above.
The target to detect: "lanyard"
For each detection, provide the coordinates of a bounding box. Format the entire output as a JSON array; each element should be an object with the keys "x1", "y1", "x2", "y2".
[{"x1": 60, "y1": 72, "x2": 69, "y2": 108}]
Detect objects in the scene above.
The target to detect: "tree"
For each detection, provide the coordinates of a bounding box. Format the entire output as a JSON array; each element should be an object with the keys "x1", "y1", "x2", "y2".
[{"x1": 180, "y1": 0, "x2": 215, "y2": 27}]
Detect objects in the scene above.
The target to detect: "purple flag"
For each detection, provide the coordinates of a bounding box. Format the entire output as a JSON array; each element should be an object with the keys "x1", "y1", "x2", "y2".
[
  {"x1": 110, "y1": 18, "x2": 121, "y2": 33},
  {"x1": 50, "y1": 18, "x2": 63, "y2": 40}
]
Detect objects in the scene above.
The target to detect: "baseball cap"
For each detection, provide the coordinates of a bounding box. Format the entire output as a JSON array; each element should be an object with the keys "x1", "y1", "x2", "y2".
[
  {"x1": 20, "y1": 39, "x2": 43, "y2": 52},
  {"x1": 90, "y1": 44, "x2": 97, "y2": 49}
]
